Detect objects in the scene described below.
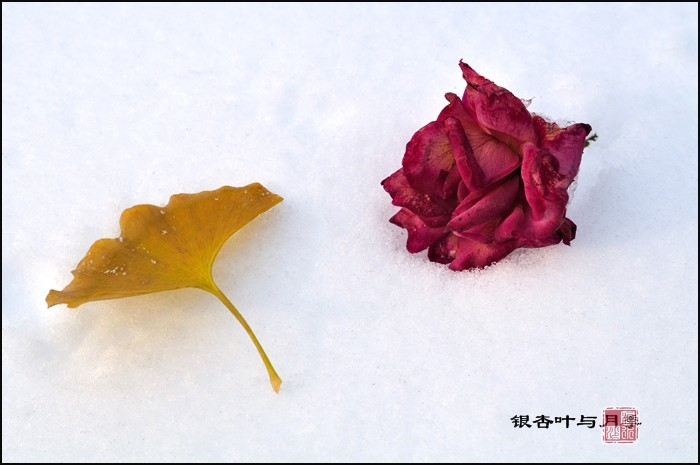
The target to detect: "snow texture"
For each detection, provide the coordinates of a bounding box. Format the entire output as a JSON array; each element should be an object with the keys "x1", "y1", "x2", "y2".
[{"x1": 2, "y1": 3, "x2": 698, "y2": 462}]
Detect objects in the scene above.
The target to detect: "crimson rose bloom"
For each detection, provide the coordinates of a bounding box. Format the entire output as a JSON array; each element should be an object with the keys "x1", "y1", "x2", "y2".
[{"x1": 382, "y1": 61, "x2": 592, "y2": 271}]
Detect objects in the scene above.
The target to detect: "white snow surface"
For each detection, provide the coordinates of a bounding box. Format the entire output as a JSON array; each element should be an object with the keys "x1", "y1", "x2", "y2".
[{"x1": 2, "y1": 3, "x2": 698, "y2": 462}]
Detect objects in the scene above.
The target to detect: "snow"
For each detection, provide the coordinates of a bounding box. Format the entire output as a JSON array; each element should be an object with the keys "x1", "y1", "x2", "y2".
[{"x1": 2, "y1": 3, "x2": 697, "y2": 462}]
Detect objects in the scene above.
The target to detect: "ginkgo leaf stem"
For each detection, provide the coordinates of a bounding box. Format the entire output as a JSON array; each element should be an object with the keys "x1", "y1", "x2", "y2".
[{"x1": 206, "y1": 283, "x2": 282, "y2": 393}]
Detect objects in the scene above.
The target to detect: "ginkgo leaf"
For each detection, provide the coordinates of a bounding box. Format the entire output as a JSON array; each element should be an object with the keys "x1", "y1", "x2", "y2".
[{"x1": 47, "y1": 183, "x2": 284, "y2": 392}]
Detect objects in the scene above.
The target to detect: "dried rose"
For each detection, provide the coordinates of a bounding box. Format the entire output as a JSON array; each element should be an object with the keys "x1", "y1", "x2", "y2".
[{"x1": 382, "y1": 61, "x2": 592, "y2": 271}]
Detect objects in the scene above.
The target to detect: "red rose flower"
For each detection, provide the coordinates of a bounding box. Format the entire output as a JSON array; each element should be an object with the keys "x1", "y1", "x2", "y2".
[{"x1": 382, "y1": 61, "x2": 592, "y2": 271}]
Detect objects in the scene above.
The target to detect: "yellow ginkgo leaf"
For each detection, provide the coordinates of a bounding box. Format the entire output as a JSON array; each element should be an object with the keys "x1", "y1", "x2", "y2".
[{"x1": 47, "y1": 183, "x2": 284, "y2": 392}]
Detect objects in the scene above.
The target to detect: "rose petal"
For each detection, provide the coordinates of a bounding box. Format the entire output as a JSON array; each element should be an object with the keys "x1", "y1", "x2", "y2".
[
  {"x1": 464, "y1": 127, "x2": 521, "y2": 185},
  {"x1": 381, "y1": 169, "x2": 455, "y2": 227},
  {"x1": 517, "y1": 229, "x2": 564, "y2": 248},
  {"x1": 494, "y1": 202, "x2": 574, "y2": 248},
  {"x1": 493, "y1": 204, "x2": 526, "y2": 242},
  {"x1": 448, "y1": 176, "x2": 520, "y2": 235},
  {"x1": 453, "y1": 218, "x2": 502, "y2": 244},
  {"x1": 438, "y1": 92, "x2": 473, "y2": 123},
  {"x1": 457, "y1": 180, "x2": 470, "y2": 202},
  {"x1": 519, "y1": 143, "x2": 574, "y2": 242},
  {"x1": 444, "y1": 116, "x2": 485, "y2": 190},
  {"x1": 441, "y1": 93, "x2": 521, "y2": 187},
  {"x1": 427, "y1": 232, "x2": 459, "y2": 264},
  {"x1": 533, "y1": 116, "x2": 591, "y2": 180},
  {"x1": 390, "y1": 208, "x2": 448, "y2": 253},
  {"x1": 521, "y1": 143, "x2": 567, "y2": 220},
  {"x1": 402, "y1": 120, "x2": 459, "y2": 199},
  {"x1": 450, "y1": 238, "x2": 519, "y2": 271},
  {"x1": 459, "y1": 60, "x2": 536, "y2": 145},
  {"x1": 428, "y1": 233, "x2": 518, "y2": 270},
  {"x1": 558, "y1": 217, "x2": 577, "y2": 246}
]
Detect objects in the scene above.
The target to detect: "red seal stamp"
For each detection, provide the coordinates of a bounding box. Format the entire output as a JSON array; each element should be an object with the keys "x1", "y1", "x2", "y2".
[{"x1": 602, "y1": 407, "x2": 640, "y2": 443}]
